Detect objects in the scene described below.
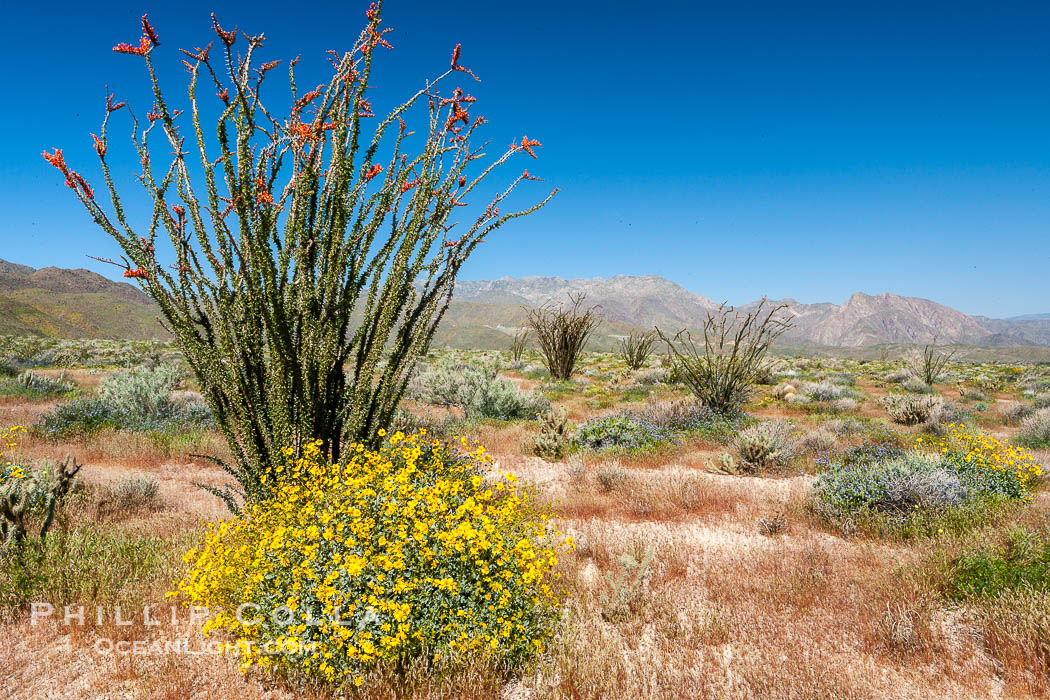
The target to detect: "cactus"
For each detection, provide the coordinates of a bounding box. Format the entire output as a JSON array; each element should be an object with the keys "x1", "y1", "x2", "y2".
[
  {"x1": 0, "y1": 455, "x2": 82, "y2": 549},
  {"x1": 707, "y1": 451, "x2": 740, "y2": 475},
  {"x1": 530, "y1": 406, "x2": 571, "y2": 461}
]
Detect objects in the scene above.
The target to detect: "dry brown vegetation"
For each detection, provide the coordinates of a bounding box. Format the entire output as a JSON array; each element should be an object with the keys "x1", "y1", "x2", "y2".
[{"x1": 1, "y1": 349, "x2": 1048, "y2": 698}]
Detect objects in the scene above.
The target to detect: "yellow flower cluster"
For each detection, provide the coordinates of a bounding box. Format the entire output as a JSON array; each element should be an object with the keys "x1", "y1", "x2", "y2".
[
  {"x1": 172, "y1": 430, "x2": 570, "y2": 687},
  {"x1": 917, "y1": 423, "x2": 1043, "y2": 501},
  {"x1": 0, "y1": 425, "x2": 27, "y2": 485}
]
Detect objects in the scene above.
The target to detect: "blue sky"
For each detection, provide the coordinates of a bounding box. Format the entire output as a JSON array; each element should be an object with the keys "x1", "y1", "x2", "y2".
[{"x1": 2, "y1": 0, "x2": 1048, "y2": 317}]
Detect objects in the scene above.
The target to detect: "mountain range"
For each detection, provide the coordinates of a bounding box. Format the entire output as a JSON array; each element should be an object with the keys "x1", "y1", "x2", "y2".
[
  {"x1": 1, "y1": 259, "x2": 1048, "y2": 351},
  {"x1": 450, "y1": 275, "x2": 1050, "y2": 348}
]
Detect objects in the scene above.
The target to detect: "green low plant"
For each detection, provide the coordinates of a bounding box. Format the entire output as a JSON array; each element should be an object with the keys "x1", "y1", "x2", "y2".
[{"x1": 943, "y1": 527, "x2": 1050, "y2": 600}]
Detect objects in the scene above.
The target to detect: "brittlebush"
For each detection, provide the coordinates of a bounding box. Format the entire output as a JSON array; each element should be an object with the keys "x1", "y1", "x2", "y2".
[
  {"x1": 917, "y1": 423, "x2": 1043, "y2": 502},
  {"x1": 173, "y1": 430, "x2": 570, "y2": 687},
  {"x1": 0, "y1": 426, "x2": 27, "y2": 484}
]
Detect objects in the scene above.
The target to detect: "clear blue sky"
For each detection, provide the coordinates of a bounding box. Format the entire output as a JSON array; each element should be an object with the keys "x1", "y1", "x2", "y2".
[{"x1": 2, "y1": 0, "x2": 1048, "y2": 317}]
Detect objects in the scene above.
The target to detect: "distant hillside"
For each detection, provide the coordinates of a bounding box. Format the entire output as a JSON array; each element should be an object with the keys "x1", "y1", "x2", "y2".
[
  {"x1": 0, "y1": 259, "x2": 165, "y2": 339},
  {"x1": 2, "y1": 260, "x2": 1047, "y2": 354},
  {"x1": 443, "y1": 275, "x2": 1050, "y2": 349}
]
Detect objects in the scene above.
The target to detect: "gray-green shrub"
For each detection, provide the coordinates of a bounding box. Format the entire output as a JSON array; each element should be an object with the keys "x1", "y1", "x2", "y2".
[
  {"x1": 412, "y1": 357, "x2": 549, "y2": 420},
  {"x1": 100, "y1": 365, "x2": 182, "y2": 420},
  {"x1": 1017, "y1": 408, "x2": 1050, "y2": 448}
]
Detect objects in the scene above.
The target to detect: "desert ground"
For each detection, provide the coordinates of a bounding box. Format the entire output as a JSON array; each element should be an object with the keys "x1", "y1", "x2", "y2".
[{"x1": 0, "y1": 341, "x2": 1048, "y2": 699}]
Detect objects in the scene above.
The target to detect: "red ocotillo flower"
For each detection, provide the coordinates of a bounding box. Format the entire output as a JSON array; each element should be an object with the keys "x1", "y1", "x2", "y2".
[
  {"x1": 124, "y1": 268, "x2": 149, "y2": 279},
  {"x1": 458, "y1": 176, "x2": 466, "y2": 187},
  {"x1": 113, "y1": 35, "x2": 151, "y2": 55},
  {"x1": 42, "y1": 148, "x2": 94, "y2": 200},
  {"x1": 106, "y1": 91, "x2": 126, "y2": 113},
  {"x1": 91, "y1": 133, "x2": 106, "y2": 158},
  {"x1": 522, "y1": 170, "x2": 543, "y2": 181},
  {"x1": 365, "y1": 2, "x2": 380, "y2": 21},
  {"x1": 510, "y1": 136, "x2": 542, "y2": 158},
  {"x1": 294, "y1": 86, "x2": 323, "y2": 112},
  {"x1": 217, "y1": 88, "x2": 229, "y2": 104},
  {"x1": 141, "y1": 14, "x2": 160, "y2": 46},
  {"x1": 450, "y1": 43, "x2": 480, "y2": 81},
  {"x1": 445, "y1": 104, "x2": 470, "y2": 130},
  {"x1": 401, "y1": 178, "x2": 420, "y2": 193},
  {"x1": 364, "y1": 164, "x2": 384, "y2": 182},
  {"x1": 211, "y1": 13, "x2": 237, "y2": 47}
]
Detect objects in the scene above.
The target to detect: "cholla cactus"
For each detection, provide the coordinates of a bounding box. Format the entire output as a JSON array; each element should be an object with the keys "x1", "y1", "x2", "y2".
[
  {"x1": 0, "y1": 456, "x2": 83, "y2": 549},
  {"x1": 43, "y1": 6, "x2": 555, "y2": 505},
  {"x1": 881, "y1": 394, "x2": 943, "y2": 426},
  {"x1": 707, "y1": 451, "x2": 740, "y2": 475},
  {"x1": 733, "y1": 421, "x2": 798, "y2": 468},
  {"x1": 529, "y1": 406, "x2": 571, "y2": 460}
]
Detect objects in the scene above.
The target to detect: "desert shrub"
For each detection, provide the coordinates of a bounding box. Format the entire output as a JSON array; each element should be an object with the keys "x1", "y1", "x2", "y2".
[
  {"x1": 801, "y1": 381, "x2": 857, "y2": 402},
  {"x1": 817, "y1": 440, "x2": 906, "y2": 470},
  {"x1": 169, "y1": 390, "x2": 206, "y2": 409},
  {"x1": 33, "y1": 399, "x2": 119, "y2": 439},
  {"x1": 0, "y1": 371, "x2": 76, "y2": 399},
  {"x1": 636, "y1": 399, "x2": 748, "y2": 443},
  {"x1": 943, "y1": 527, "x2": 1050, "y2": 600},
  {"x1": 33, "y1": 396, "x2": 213, "y2": 440},
  {"x1": 99, "y1": 364, "x2": 182, "y2": 419},
  {"x1": 881, "y1": 394, "x2": 943, "y2": 425},
  {"x1": 1017, "y1": 408, "x2": 1050, "y2": 448},
  {"x1": 921, "y1": 401, "x2": 966, "y2": 436},
  {"x1": 884, "y1": 368, "x2": 912, "y2": 384},
  {"x1": 388, "y1": 409, "x2": 456, "y2": 445},
  {"x1": 959, "y1": 385, "x2": 988, "y2": 402},
  {"x1": 999, "y1": 401, "x2": 1034, "y2": 425},
  {"x1": 595, "y1": 462, "x2": 627, "y2": 493},
  {"x1": 919, "y1": 425, "x2": 1043, "y2": 502},
  {"x1": 574, "y1": 413, "x2": 675, "y2": 452},
  {"x1": 525, "y1": 294, "x2": 601, "y2": 381},
  {"x1": 175, "y1": 433, "x2": 568, "y2": 687},
  {"x1": 816, "y1": 453, "x2": 961, "y2": 514},
  {"x1": 832, "y1": 397, "x2": 859, "y2": 413},
  {"x1": 825, "y1": 372, "x2": 856, "y2": 387},
  {"x1": 49, "y1": 11, "x2": 554, "y2": 506},
  {"x1": 821, "y1": 417, "x2": 865, "y2": 438},
  {"x1": 412, "y1": 357, "x2": 548, "y2": 420},
  {"x1": 733, "y1": 421, "x2": 797, "y2": 468},
  {"x1": 98, "y1": 475, "x2": 161, "y2": 518},
  {"x1": 771, "y1": 383, "x2": 797, "y2": 400},
  {"x1": 799, "y1": 429, "x2": 838, "y2": 454},
  {"x1": 658, "y1": 300, "x2": 793, "y2": 414},
  {"x1": 0, "y1": 358, "x2": 17, "y2": 378},
  {"x1": 753, "y1": 362, "x2": 777, "y2": 385},
  {"x1": 634, "y1": 367, "x2": 669, "y2": 386},
  {"x1": 1034, "y1": 392, "x2": 1050, "y2": 409},
  {"x1": 902, "y1": 377, "x2": 933, "y2": 394},
  {"x1": 618, "y1": 330, "x2": 657, "y2": 370},
  {"x1": 529, "y1": 406, "x2": 571, "y2": 460}
]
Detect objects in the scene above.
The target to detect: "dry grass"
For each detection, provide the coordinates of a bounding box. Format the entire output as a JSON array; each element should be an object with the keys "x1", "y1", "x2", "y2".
[{"x1": 0, "y1": 356, "x2": 1046, "y2": 698}]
